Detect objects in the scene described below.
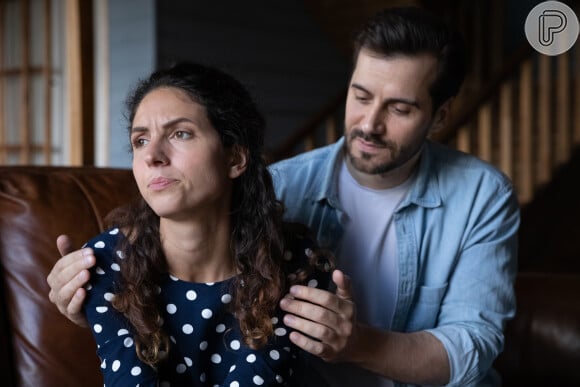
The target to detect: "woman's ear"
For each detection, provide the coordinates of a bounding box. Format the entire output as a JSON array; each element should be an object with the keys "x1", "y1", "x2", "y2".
[{"x1": 228, "y1": 145, "x2": 248, "y2": 179}]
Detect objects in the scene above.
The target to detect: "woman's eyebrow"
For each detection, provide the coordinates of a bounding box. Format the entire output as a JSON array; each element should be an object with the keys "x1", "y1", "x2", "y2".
[{"x1": 131, "y1": 117, "x2": 197, "y2": 133}]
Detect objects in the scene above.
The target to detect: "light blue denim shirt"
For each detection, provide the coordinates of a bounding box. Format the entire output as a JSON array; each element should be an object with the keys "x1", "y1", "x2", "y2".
[{"x1": 269, "y1": 137, "x2": 519, "y2": 387}]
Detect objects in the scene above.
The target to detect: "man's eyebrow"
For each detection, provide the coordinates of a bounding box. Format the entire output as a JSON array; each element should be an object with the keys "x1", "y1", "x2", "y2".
[
  {"x1": 384, "y1": 98, "x2": 420, "y2": 108},
  {"x1": 351, "y1": 83, "x2": 371, "y2": 94},
  {"x1": 351, "y1": 83, "x2": 420, "y2": 108}
]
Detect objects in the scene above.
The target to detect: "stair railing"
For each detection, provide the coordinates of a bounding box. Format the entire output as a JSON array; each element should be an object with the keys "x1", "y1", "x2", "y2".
[{"x1": 435, "y1": 42, "x2": 580, "y2": 204}]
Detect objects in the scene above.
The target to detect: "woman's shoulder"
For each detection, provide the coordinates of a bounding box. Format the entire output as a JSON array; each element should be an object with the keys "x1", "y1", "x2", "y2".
[
  {"x1": 84, "y1": 227, "x2": 125, "y2": 266},
  {"x1": 84, "y1": 227, "x2": 123, "y2": 247}
]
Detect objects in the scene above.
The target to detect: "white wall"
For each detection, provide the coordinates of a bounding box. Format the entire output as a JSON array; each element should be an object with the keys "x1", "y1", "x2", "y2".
[
  {"x1": 104, "y1": 0, "x2": 156, "y2": 167},
  {"x1": 156, "y1": 0, "x2": 350, "y2": 152},
  {"x1": 98, "y1": 0, "x2": 349, "y2": 167}
]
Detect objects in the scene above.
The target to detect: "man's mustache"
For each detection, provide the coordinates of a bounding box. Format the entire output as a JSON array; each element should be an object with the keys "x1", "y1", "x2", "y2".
[{"x1": 349, "y1": 129, "x2": 388, "y2": 147}]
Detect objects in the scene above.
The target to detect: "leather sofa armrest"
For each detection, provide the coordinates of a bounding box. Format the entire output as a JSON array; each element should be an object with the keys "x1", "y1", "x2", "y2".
[
  {"x1": 0, "y1": 166, "x2": 138, "y2": 386},
  {"x1": 495, "y1": 272, "x2": 580, "y2": 386}
]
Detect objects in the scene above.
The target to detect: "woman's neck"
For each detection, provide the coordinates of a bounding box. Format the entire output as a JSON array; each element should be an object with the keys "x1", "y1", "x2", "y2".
[{"x1": 159, "y1": 216, "x2": 236, "y2": 283}]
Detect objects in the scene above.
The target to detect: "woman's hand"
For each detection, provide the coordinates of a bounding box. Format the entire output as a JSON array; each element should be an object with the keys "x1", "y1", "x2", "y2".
[{"x1": 46, "y1": 235, "x2": 95, "y2": 328}]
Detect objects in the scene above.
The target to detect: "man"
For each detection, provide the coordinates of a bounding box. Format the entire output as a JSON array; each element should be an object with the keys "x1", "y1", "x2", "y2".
[{"x1": 47, "y1": 6, "x2": 519, "y2": 386}]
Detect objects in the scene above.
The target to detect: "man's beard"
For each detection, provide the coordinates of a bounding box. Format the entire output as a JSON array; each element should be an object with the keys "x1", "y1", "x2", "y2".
[{"x1": 344, "y1": 128, "x2": 424, "y2": 175}]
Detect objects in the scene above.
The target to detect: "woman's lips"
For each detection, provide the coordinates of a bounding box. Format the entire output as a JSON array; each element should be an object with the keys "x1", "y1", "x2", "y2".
[{"x1": 148, "y1": 176, "x2": 177, "y2": 191}]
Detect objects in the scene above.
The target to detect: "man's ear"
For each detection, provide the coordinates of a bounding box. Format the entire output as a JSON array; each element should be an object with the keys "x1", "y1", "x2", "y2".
[
  {"x1": 431, "y1": 97, "x2": 454, "y2": 132},
  {"x1": 228, "y1": 145, "x2": 248, "y2": 179}
]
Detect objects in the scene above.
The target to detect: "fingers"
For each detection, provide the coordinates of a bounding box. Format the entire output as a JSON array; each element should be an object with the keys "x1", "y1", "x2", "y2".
[
  {"x1": 281, "y1": 294, "x2": 344, "y2": 329},
  {"x1": 280, "y1": 292, "x2": 354, "y2": 335},
  {"x1": 47, "y1": 242, "x2": 95, "y2": 328},
  {"x1": 288, "y1": 330, "x2": 334, "y2": 360},
  {"x1": 280, "y1": 283, "x2": 355, "y2": 362},
  {"x1": 67, "y1": 287, "x2": 90, "y2": 328},
  {"x1": 281, "y1": 302, "x2": 354, "y2": 362},
  {"x1": 333, "y1": 270, "x2": 353, "y2": 301},
  {"x1": 47, "y1": 247, "x2": 95, "y2": 291},
  {"x1": 284, "y1": 283, "x2": 350, "y2": 315},
  {"x1": 279, "y1": 269, "x2": 358, "y2": 361},
  {"x1": 56, "y1": 234, "x2": 74, "y2": 256}
]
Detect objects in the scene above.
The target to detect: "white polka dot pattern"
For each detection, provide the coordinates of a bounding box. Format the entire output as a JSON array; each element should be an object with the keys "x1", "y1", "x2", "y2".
[
  {"x1": 166, "y1": 304, "x2": 177, "y2": 314},
  {"x1": 84, "y1": 227, "x2": 330, "y2": 385},
  {"x1": 230, "y1": 340, "x2": 240, "y2": 350}
]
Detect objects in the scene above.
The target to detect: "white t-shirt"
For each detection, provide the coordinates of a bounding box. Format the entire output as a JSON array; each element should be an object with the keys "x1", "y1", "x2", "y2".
[
  {"x1": 314, "y1": 159, "x2": 413, "y2": 387},
  {"x1": 338, "y1": 159, "x2": 413, "y2": 328}
]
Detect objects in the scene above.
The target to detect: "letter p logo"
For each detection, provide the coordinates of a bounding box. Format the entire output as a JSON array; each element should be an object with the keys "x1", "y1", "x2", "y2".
[
  {"x1": 525, "y1": 1, "x2": 579, "y2": 56},
  {"x1": 539, "y1": 9, "x2": 567, "y2": 46}
]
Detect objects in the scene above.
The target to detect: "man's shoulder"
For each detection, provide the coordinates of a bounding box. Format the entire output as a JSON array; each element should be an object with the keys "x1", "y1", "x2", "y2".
[
  {"x1": 270, "y1": 142, "x2": 337, "y2": 171},
  {"x1": 427, "y1": 141, "x2": 514, "y2": 189},
  {"x1": 269, "y1": 142, "x2": 340, "y2": 190}
]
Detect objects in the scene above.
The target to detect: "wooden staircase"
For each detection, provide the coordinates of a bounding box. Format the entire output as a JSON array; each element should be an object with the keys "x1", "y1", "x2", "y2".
[{"x1": 269, "y1": 1, "x2": 580, "y2": 207}]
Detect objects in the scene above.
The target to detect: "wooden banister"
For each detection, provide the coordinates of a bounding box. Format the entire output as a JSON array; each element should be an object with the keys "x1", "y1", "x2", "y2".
[
  {"x1": 269, "y1": 90, "x2": 346, "y2": 161},
  {"x1": 433, "y1": 43, "x2": 535, "y2": 143},
  {"x1": 268, "y1": 1, "x2": 580, "y2": 207}
]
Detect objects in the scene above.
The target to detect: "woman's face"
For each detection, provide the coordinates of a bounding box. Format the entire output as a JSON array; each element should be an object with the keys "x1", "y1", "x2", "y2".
[{"x1": 130, "y1": 87, "x2": 243, "y2": 221}]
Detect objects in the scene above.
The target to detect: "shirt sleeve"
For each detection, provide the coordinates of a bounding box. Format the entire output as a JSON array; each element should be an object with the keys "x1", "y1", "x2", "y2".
[
  {"x1": 425, "y1": 183, "x2": 520, "y2": 386},
  {"x1": 83, "y1": 229, "x2": 159, "y2": 387}
]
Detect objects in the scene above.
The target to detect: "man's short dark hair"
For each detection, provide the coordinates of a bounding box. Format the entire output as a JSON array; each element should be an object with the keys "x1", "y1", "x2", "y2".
[{"x1": 353, "y1": 6, "x2": 466, "y2": 111}]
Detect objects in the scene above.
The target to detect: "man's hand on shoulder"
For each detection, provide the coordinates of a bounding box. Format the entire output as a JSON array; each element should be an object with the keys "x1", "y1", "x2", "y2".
[{"x1": 279, "y1": 269, "x2": 358, "y2": 362}]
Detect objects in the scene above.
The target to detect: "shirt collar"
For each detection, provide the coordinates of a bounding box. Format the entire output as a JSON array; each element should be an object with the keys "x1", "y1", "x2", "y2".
[
  {"x1": 400, "y1": 140, "x2": 442, "y2": 209},
  {"x1": 304, "y1": 137, "x2": 443, "y2": 210},
  {"x1": 304, "y1": 137, "x2": 345, "y2": 209}
]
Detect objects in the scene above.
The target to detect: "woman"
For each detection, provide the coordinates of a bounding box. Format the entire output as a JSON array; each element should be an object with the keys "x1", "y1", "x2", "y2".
[{"x1": 83, "y1": 62, "x2": 332, "y2": 386}]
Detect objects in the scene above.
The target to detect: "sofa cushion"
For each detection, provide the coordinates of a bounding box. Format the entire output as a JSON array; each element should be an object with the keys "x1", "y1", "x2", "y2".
[
  {"x1": 495, "y1": 272, "x2": 580, "y2": 386},
  {"x1": 0, "y1": 166, "x2": 138, "y2": 387}
]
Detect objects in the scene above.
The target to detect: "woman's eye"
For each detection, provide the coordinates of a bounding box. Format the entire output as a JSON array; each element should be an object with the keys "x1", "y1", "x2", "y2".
[
  {"x1": 132, "y1": 138, "x2": 148, "y2": 148},
  {"x1": 174, "y1": 130, "x2": 193, "y2": 140}
]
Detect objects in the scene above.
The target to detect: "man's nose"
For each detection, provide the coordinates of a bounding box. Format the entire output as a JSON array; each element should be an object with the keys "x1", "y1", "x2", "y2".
[{"x1": 360, "y1": 106, "x2": 386, "y2": 134}]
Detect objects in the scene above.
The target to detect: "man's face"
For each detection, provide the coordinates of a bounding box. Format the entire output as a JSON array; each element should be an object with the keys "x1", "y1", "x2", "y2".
[{"x1": 344, "y1": 50, "x2": 446, "y2": 181}]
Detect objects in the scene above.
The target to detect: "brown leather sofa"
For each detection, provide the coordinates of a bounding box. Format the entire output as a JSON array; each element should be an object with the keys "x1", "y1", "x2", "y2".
[
  {"x1": 0, "y1": 166, "x2": 579, "y2": 386},
  {"x1": 0, "y1": 166, "x2": 139, "y2": 387}
]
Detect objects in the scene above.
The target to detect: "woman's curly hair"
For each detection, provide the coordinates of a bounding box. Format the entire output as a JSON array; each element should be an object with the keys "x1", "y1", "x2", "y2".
[{"x1": 106, "y1": 62, "x2": 333, "y2": 367}]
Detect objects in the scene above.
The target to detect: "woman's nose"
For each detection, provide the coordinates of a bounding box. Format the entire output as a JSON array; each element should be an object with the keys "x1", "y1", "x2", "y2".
[{"x1": 144, "y1": 139, "x2": 169, "y2": 166}]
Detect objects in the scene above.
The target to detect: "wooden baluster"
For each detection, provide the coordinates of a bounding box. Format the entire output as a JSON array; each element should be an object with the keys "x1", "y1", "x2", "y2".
[
  {"x1": 21, "y1": 0, "x2": 31, "y2": 164},
  {"x1": 0, "y1": 0, "x2": 5, "y2": 163},
  {"x1": 555, "y1": 51, "x2": 570, "y2": 165},
  {"x1": 456, "y1": 125, "x2": 471, "y2": 154},
  {"x1": 44, "y1": 0, "x2": 53, "y2": 164},
  {"x1": 304, "y1": 134, "x2": 316, "y2": 152},
  {"x1": 499, "y1": 82, "x2": 513, "y2": 180},
  {"x1": 325, "y1": 115, "x2": 337, "y2": 146},
  {"x1": 477, "y1": 102, "x2": 492, "y2": 162},
  {"x1": 537, "y1": 54, "x2": 551, "y2": 185},
  {"x1": 518, "y1": 59, "x2": 533, "y2": 204}
]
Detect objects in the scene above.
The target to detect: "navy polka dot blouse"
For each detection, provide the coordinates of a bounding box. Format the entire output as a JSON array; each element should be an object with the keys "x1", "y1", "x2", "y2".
[{"x1": 84, "y1": 227, "x2": 329, "y2": 386}]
